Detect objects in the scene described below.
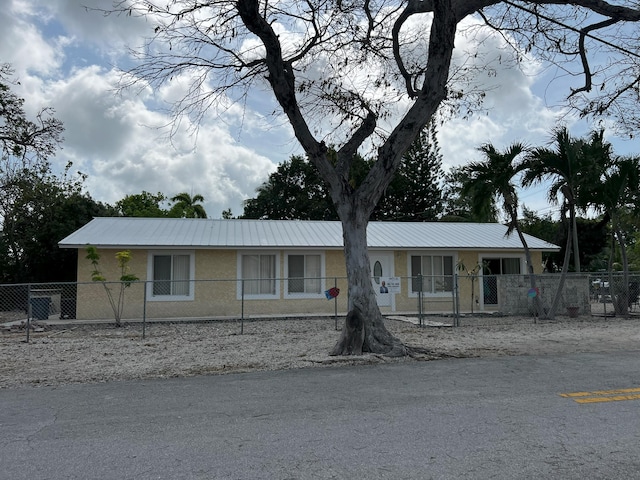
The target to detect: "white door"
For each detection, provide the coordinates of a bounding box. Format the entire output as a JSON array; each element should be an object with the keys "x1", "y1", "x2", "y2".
[{"x1": 370, "y1": 252, "x2": 394, "y2": 308}]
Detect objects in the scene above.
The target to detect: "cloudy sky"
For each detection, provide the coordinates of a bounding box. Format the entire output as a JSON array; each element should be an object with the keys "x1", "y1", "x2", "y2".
[{"x1": 2, "y1": 1, "x2": 638, "y2": 219}]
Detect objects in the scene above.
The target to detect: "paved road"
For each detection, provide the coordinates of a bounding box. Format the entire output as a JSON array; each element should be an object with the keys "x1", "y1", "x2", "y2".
[{"x1": 2, "y1": 351, "x2": 640, "y2": 479}]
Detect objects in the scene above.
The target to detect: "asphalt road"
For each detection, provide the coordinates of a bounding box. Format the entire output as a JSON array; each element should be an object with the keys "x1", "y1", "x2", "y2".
[{"x1": 2, "y1": 351, "x2": 640, "y2": 480}]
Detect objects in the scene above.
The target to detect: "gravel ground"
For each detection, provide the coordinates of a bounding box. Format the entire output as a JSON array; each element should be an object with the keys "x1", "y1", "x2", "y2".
[{"x1": 1, "y1": 315, "x2": 639, "y2": 389}]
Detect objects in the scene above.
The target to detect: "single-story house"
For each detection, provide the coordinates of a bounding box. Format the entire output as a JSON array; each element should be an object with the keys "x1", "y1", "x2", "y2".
[{"x1": 59, "y1": 218, "x2": 559, "y2": 320}]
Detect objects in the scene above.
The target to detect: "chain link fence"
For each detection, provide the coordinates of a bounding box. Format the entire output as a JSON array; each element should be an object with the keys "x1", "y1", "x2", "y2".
[
  {"x1": 1, "y1": 278, "x2": 352, "y2": 342},
  {"x1": 589, "y1": 273, "x2": 640, "y2": 317},
  {"x1": 2, "y1": 272, "x2": 638, "y2": 342}
]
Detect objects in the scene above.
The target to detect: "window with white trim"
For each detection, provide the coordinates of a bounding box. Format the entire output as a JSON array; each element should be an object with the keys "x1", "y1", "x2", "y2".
[
  {"x1": 148, "y1": 251, "x2": 194, "y2": 300},
  {"x1": 410, "y1": 254, "x2": 454, "y2": 294},
  {"x1": 240, "y1": 253, "x2": 277, "y2": 296},
  {"x1": 286, "y1": 253, "x2": 323, "y2": 296}
]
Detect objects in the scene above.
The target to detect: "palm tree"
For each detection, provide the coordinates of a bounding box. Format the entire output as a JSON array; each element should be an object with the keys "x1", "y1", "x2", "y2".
[
  {"x1": 169, "y1": 192, "x2": 207, "y2": 218},
  {"x1": 460, "y1": 142, "x2": 543, "y2": 316},
  {"x1": 582, "y1": 156, "x2": 640, "y2": 316},
  {"x1": 523, "y1": 128, "x2": 610, "y2": 270},
  {"x1": 522, "y1": 128, "x2": 610, "y2": 319},
  {"x1": 522, "y1": 127, "x2": 582, "y2": 272}
]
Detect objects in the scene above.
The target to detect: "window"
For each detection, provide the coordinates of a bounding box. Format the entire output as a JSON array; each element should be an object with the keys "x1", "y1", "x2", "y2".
[
  {"x1": 373, "y1": 261, "x2": 383, "y2": 282},
  {"x1": 286, "y1": 253, "x2": 323, "y2": 296},
  {"x1": 482, "y1": 257, "x2": 522, "y2": 275},
  {"x1": 410, "y1": 254, "x2": 454, "y2": 294},
  {"x1": 241, "y1": 253, "x2": 277, "y2": 297},
  {"x1": 481, "y1": 257, "x2": 523, "y2": 305},
  {"x1": 501, "y1": 258, "x2": 521, "y2": 274},
  {"x1": 148, "y1": 251, "x2": 194, "y2": 300}
]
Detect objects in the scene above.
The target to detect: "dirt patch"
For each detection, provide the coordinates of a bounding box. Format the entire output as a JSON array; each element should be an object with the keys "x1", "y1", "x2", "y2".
[{"x1": 1, "y1": 315, "x2": 639, "y2": 388}]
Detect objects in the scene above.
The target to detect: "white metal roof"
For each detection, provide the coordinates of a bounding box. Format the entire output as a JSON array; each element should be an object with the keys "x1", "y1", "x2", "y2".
[{"x1": 59, "y1": 217, "x2": 559, "y2": 251}]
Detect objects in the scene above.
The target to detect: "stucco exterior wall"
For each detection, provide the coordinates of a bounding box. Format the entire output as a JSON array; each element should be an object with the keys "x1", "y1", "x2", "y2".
[
  {"x1": 76, "y1": 247, "x2": 148, "y2": 320},
  {"x1": 73, "y1": 246, "x2": 547, "y2": 321}
]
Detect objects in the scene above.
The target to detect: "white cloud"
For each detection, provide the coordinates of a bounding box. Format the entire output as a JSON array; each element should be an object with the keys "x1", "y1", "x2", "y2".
[
  {"x1": 0, "y1": 2, "x2": 62, "y2": 79},
  {"x1": 434, "y1": 17, "x2": 559, "y2": 162},
  {"x1": 43, "y1": 66, "x2": 277, "y2": 217},
  {"x1": 1, "y1": 0, "x2": 284, "y2": 218},
  {"x1": 33, "y1": 0, "x2": 153, "y2": 58}
]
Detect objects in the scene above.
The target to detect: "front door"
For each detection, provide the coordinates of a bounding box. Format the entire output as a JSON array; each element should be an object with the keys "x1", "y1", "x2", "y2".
[{"x1": 370, "y1": 252, "x2": 394, "y2": 308}]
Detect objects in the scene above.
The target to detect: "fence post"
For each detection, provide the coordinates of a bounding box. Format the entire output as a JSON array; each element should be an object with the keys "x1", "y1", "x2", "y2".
[
  {"x1": 453, "y1": 273, "x2": 460, "y2": 327},
  {"x1": 142, "y1": 281, "x2": 147, "y2": 339},
  {"x1": 240, "y1": 279, "x2": 244, "y2": 335},
  {"x1": 334, "y1": 277, "x2": 338, "y2": 330},
  {"x1": 26, "y1": 283, "x2": 31, "y2": 343},
  {"x1": 470, "y1": 275, "x2": 476, "y2": 315},
  {"x1": 418, "y1": 274, "x2": 423, "y2": 327},
  {"x1": 533, "y1": 274, "x2": 538, "y2": 324}
]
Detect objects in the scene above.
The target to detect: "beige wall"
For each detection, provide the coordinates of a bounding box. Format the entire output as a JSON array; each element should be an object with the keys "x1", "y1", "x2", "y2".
[{"x1": 73, "y1": 246, "x2": 546, "y2": 320}]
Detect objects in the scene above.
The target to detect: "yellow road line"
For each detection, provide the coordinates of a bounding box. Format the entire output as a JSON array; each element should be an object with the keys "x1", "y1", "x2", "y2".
[
  {"x1": 574, "y1": 394, "x2": 640, "y2": 404},
  {"x1": 560, "y1": 387, "x2": 640, "y2": 404}
]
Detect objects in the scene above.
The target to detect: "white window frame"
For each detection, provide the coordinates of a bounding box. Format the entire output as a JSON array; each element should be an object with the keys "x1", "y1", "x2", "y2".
[
  {"x1": 237, "y1": 251, "x2": 280, "y2": 299},
  {"x1": 146, "y1": 250, "x2": 195, "y2": 301},
  {"x1": 284, "y1": 251, "x2": 325, "y2": 299},
  {"x1": 408, "y1": 251, "x2": 456, "y2": 297}
]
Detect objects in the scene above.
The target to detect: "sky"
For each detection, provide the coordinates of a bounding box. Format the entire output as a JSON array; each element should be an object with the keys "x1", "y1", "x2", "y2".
[{"x1": 2, "y1": 0, "x2": 639, "y2": 220}]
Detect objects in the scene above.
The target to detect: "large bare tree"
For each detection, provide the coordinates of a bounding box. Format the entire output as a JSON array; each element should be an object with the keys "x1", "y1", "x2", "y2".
[{"x1": 100, "y1": 1, "x2": 640, "y2": 355}]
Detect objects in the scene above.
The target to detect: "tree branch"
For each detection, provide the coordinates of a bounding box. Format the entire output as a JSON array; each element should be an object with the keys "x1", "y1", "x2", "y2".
[
  {"x1": 570, "y1": 17, "x2": 619, "y2": 97},
  {"x1": 236, "y1": 0, "x2": 328, "y2": 168},
  {"x1": 359, "y1": 0, "x2": 458, "y2": 211}
]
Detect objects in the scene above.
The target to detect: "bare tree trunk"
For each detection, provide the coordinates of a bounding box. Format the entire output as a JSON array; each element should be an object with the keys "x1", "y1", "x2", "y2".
[
  {"x1": 571, "y1": 206, "x2": 581, "y2": 272},
  {"x1": 561, "y1": 186, "x2": 580, "y2": 274},
  {"x1": 613, "y1": 223, "x2": 630, "y2": 317},
  {"x1": 547, "y1": 225, "x2": 573, "y2": 320},
  {"x1": 512, "y1": 215, "x2": 543, "y2": 318},
  {"x1": 330, "y1": 212, "x2": 407, "y2": 357}
]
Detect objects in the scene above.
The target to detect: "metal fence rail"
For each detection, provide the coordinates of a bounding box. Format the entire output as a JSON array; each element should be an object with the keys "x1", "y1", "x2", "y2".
[{"x1": 1, "y1": 272, "x2": 638, "y2": 342}]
